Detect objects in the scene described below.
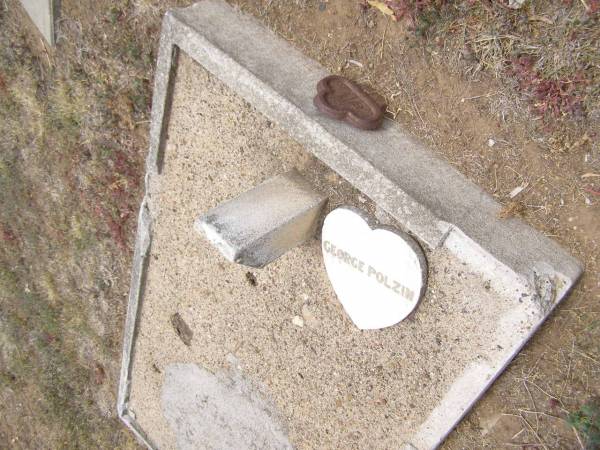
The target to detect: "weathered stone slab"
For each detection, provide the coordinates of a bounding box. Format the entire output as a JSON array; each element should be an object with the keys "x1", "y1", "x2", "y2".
[
  {"x1": 18, "y1": 0, "x2": 57, "y2": 45},
  {"x1": 162, "y1": 362, "x2": 292, "y2": 450},
  {"x1": 196, "y1": 170, "x2": 327, "y2": 268}
]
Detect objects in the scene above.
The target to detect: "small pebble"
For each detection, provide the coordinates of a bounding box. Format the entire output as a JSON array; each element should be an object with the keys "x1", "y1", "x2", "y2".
[
  {"x1": 487, "y1": 138, "x2": 496, "y2": 147},
  {"x1": 292, "y1": 316, "x2": 304, "y2": 327},
  {"x1": 302, "y1": 304, "x2": 319, "y2": 328}
]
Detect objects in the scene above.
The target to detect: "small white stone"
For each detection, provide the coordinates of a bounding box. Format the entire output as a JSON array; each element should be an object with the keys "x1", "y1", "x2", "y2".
[
  {"x1": 509, "y1": 184, "x2": 527, "y2": 199},
  {"x1": 292, "y1": 316, "x2": 304, "y2": 327},
  {"x1": 487, "y1": 138, "x2": 496, "y2": 147},
  {"x1": 301, "y1": 304, "x2": 319, "y2": 328},
  {"x1": 347, "y1": 59, "x2": 363, "y2": 68},
  {"x1": 507, "y1": 0, "x2": 526, "y2": 8}
]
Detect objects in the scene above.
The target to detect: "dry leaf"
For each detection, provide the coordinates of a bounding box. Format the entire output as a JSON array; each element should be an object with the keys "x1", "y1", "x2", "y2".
[
  {"x1": 367, "y1": 0, "x2": 395, "y2": 17},
  {"x1": 170, "y1": 312, "x2": 193, "y2": 346},
  {"x1": 498, "y1": 200, "x2": 526, "y2": 219},
  {"x1": 528, "y1": 15, "x2": 554, "y2": 25},
  {"x1": 93, "y1": 363, "x2": 106, "y2": 385}
]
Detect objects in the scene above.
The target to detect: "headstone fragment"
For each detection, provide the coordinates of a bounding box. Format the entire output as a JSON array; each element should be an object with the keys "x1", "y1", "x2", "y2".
[
  {"x1": 196, "y1": 169, "x2": 327, "y2": 268},
  {"x1": 162, "y1": 363, "x2": 292, "y2": 450}
]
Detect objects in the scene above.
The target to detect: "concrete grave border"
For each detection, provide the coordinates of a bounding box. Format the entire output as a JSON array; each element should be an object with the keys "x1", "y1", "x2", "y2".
[
  {"x1": 18, "y1": 0, "x2": 59, "y2": 45},
  {"x1": 118, "y1": 1, "x2": 583, "y2": 448}
]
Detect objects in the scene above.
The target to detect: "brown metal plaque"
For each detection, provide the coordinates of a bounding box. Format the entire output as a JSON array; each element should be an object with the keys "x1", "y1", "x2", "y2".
[{"x1": 313, "y1": 75, "x2": 386, "y2": 130}]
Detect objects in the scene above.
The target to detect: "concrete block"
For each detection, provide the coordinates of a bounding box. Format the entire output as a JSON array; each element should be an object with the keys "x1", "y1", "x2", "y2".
[
  {"x1": 18, "y1": 0, "x2": 58, "y2": 45},
  {"x1": 195, "y1": 170, "x2": 327, "y2": 268}
]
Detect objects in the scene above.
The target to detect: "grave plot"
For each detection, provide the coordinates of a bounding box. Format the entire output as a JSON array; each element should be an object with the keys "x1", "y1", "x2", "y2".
[{"x1": 118, "y1": 2, "x2": 582, "y2": 449}]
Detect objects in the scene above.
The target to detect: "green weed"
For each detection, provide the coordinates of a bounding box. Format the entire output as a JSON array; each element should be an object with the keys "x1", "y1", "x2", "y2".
[{"x1": 569, "y1": 399, "x2": 600, "y2": 450}]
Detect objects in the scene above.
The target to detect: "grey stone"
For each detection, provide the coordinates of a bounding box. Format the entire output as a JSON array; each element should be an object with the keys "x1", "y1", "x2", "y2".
[
  {"x1": 196, "y1": 169, "x2": 328, "y2": 268},
  {"x1": 18, "y1": 0, "x2": 58, "y2": 45},
  {"x1": 161, "y1": 363, "x2": 292, "y2": 450}
]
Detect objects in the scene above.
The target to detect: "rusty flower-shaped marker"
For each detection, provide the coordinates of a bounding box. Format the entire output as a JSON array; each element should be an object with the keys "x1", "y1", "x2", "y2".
[{"x1": 313, "y1": 75, "x2": 386, "y2": 130}]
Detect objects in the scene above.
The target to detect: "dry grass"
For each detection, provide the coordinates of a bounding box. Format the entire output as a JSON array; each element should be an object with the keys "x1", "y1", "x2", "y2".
[
  {"x1": 0, "y1": 0, "x2": 169, "y2": 447},
  {"x1": 365, "y1": 1, "x2": 599, "y2": 140},
  {"x1": 438, "y1": 1, "x2": 599, "y2": 126}
]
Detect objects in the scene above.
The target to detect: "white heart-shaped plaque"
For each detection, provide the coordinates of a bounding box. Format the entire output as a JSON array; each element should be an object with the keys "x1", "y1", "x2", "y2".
[{"x1": 322, "y1": 207, "x2": 427, "y2": 330}]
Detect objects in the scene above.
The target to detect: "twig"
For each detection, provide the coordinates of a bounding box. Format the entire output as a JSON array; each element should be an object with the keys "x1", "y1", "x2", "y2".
[
  {"x1": 518, "y1": 409, "x2": 564, "y2": 421},
  {"x1": 519, "y1": 413, "x2": 549, "y2": 450},
  {"x1": 399, "y1": 85, "x2": 425, "y2": 127},
  {"x1": 412, "y1": 96, "x2": 425, "y2": 127},
  {"x1": 506, "y1": 165, "x2": 524, "y2": 181},
  {"x1": 580, "y1": 0, "x2": 590, "y2": 12},
  {"x1": 520, "y1": 406, "x2": 585, "y2": 450},
  {"x1": 259, "y1": 0, "x2": 273, "y2": 17},
  {"x1": 560, "y1": 340, "x2": 575, "y2": 398},
  {"x1": 40, "y1": 38, "x2": 52, "y2": 67},
  {"x1": 512, "y1": 428, "x2": 526, "y2": 440},
  {"x1": 502, "y1": 413, "x2": 549, "y2": 449},
  {"x1": 523, "y1": 380, "x2": 539, "y2": 431},
  {"x1": 574, "y1": 348, "x2": 600, "y2": 365},
  {"x1": 460, "y1": 92, "x2": 498, "y2": 102},
  {"x1": 493, "y1": 165, "x2": 498, "y2": 193},
  {"x1": 380, "y1": 18, "x2": 389, "y2": 61},
  {"x1": 572, "y1": 425, "x2": 585, "y2": 450},
  {"x1": 523, "y1": 378, "x2": 564, "y2": 408},
  {"x1": 503, "y1": 444, "x2": 539, "y2": 448}
]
